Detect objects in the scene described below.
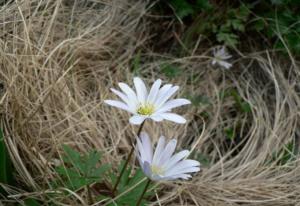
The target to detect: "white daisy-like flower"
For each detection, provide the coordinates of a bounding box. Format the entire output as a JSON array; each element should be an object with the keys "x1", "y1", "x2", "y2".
[
  {"x1": 136, "y1": 132, "x2": 200, "y2": 181},
  {"x1": 104, "y1": 77, "x2": 191, "y2": 125},
  {"x1": 212, "y1": 46, "x2": 232, "y2": 69}
]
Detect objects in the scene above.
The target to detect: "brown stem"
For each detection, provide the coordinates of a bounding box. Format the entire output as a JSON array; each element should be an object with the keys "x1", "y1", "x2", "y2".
[
  {"x1": 87, "y1": 185, "x2": 93, "y2": 205},
  {"x1": 112, "y1": 120, "x2": 145, "y2": 196},
  {"x1": 136, "y1": 178, "x2": 151, "y2": 206}
]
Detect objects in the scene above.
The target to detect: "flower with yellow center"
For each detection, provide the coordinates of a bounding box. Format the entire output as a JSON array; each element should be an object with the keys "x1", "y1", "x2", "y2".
[
  {"x1": 137, "y1": 103, "x2": 155, "y2": 116},
  {"x1": 104, "y1": 77, "x2": 191, "y2": 125},
  {"x1": 151, "y1": 165, "x2": 165, "y2": 176},
  {"x1": 212, "y1": 46, "x2": 232, "y2": 69},
  {"x1": 136, "y1": 132, "x2": 200, "y2": 181}
]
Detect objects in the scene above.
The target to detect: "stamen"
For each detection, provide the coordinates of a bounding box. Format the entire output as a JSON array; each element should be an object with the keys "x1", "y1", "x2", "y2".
[
  {"x1": 151, "y1": 165, "x2": 165, "y2": 176},
  {"x1": 137, "y1": 103, "x2": 155, "y2": 115}
]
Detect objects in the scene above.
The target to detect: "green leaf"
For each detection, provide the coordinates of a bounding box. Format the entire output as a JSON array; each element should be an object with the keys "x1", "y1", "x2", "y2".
[
  {"x1": 0, "y1": 128, "x2": 14, "y2": 194},
  {"x1": 169, "y1": 0, "x2": 194, "y2": 19},
  {"x1": 225, "y1": 128, "x2": 235, "y2": 140},
  {"x1": 236, "y1": 4, "x2": 250, "y2": 21},
  {"x1": 84, "y1": 150, "x2": 102, "y2": 175},
  {"x1": 216, "y1": 32, "x2": 239, "y2": 47},
  {"x1": 161, "y1": 64, "x2": 181, "y2": 78},
  {"x1": 230, "y1": 90, "x2": 251, "y2": 113},
  {"x1": 188, "y1": 94, "x2": 211, "y2": 106},
  {"x1": 54, "y1": 145, "x2": 110, "y2": 191},
  {"x1": 132, "y1": 51, "x2": 141, "y2": 75},
  {"x1": 105, "y1": 163, "x2": 154, "y2": 206},
  {"x1": 195, "y1": 0, "x2": 213, "y2": 11},
  {"x1": 62, "y1": 145, "x2": 84, "y2": 173},
  {"x1": 231, "y1": 19, "x2": 245, "y2": 32},
  {"x1": 241, "y1": 102, "x2": 252, "y2": 113},
  {"x1": 271, "y1": 0, "x2": 284, "y2": 5},
  {"x1": 253, "y1": 19, "x2": 265, "y2": 31},
  {"x1": 23, "y1": 198, "x2": 41, "y2": 206}
]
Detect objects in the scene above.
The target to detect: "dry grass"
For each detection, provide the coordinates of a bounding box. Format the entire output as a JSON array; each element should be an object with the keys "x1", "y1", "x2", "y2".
[{"x1": 0, "y1": 0, "x2": 300, "y2": 205}]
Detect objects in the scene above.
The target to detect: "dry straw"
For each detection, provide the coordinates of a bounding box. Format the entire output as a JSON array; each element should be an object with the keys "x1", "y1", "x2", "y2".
[{"x1": 0, "y1": 0, "x2": 300, "y2": 205}]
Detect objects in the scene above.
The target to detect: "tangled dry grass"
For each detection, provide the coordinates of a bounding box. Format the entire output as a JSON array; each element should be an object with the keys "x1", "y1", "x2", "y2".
[{"x1": 1, "y1": 0, "x2": 300, "y2": 205}]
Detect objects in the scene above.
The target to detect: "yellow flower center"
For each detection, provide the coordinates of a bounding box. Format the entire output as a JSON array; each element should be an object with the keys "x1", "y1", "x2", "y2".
[
  {"x1": 215, "y1": 56, "x2": 222, "y2": 61},
  {"x1": 151, "y1": 165, "x2": 165, "y2": 176},
  {"x1": 137, "y1": 103, "x2": 155, "y2": 115}
]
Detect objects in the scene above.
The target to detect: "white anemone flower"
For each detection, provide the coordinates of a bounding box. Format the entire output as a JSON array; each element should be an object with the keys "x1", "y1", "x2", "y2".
[
  {"x1": 104, "y1": 77, "x2": 191, "y2": 125},
  {"x1": 212, "y1": 46, "x2": 232, "y2": 69},
  {"x1": 136, "y1": 132, "x2": 200, "y2": 181}
]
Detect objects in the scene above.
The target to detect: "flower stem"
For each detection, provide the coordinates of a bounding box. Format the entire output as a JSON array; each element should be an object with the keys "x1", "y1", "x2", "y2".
[
  {"x1": 136, "y1": 178, "x2": 151, "y2": 206},
  {"x1": 112, "y1": 121, "x2": 145, "y2": 196},
  {"x1": 86, "y1": 184, "x2": 93, "y2": 205}
]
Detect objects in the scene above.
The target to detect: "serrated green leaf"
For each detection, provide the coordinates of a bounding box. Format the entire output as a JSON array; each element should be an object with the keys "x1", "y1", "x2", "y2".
[
  {"x1": 62, "y1": 145, "x2": 84, "y2": 173},
  {"x1": 196, "y1": 0, "x2": 213, "y2": 11},
  {"x1": 84, "y1": 150, "x2": 102, "y2": 175},
  {"x1": 169, "y1": 0, "x2": 194, "y2": 19},
  {"x1": 54, "y1": 145, "x2": 111, "y2": 191},
  {"x1": 231, "y1": 19, "x2": 245, "y2": 32},
  {"x1": 236, "y1": 4, "x2": 250, "y2": 21},
  {"x1": 92, "y1": 164, "x2": 110, "y2": 178},
  {"x1": 216, "y1": 32, "x2": 239, "y2": 47}
]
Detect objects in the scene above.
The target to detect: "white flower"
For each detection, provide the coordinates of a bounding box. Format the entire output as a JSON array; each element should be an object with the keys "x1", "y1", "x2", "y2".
[
  {"x1": 104, "y1": 77, "x2": 191, "y2": 125},
  {"x1": 212, "y1": 46, "x2": 232, "y2": 69},
  {"x1": 136, "y1": 132, "x2": 200, "y2": 181}
]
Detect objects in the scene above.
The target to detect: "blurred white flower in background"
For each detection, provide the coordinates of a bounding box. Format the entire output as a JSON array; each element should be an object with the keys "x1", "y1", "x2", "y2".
[
  {"x1": 104, "y1": 77, "x2": 190, "y2": 125},
  {"x1": 212, "y1": 46, "x2": 232, "y2": 69},
  {"x1": 136, "y1": 132, "x2": 200, "y2": 181}
]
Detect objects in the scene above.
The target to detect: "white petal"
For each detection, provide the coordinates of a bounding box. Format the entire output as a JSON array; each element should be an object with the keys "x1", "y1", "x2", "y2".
[
  {"x1": 212, "y1": 59, "x2": 217, "y2": 65},
  {"x1": 147, "y1": 79, "x2": 162, "y2": 104},
  {"x1": 155, "y1": 86, "x2": 179, "y2": 108},
  {"x1": 142, "y1": 161, "x2": 153, "y2": 179},
  {"x1": 118, "y1": 82, "x2": 138, "y2": 107},
  {"x1": 174, "y1": 174, "x2": 192, "y2": 180},
  {"x1": 222, "y1": 54, "x2": 232, "y2": 60},
  {"x1": 152, "y1": 136, "x2": 166, "y2": 165},
  {"x1": 157, "y1": 139, "x2": 177, "y2": 166},
  {"x1": 136, "y1": 138, "x2": 146, "y2": 162},
  {"x1": 157, "y1": 98, "x2": 191, "y2": 113},
  {"x1": 150, "y1": 115, "x2": 164, "y2": 122},
  {"x1": 163, "y1": 174, "x2": 192, "y2": 180},
  {"x1": 219, "y1": 61, "x2": 232, "y2": 69},
  {"x1": 151, "y1": 174, "x2": 165, "y2": 181},
  {"x1": 104, "y1": 100, "x2": 132, "y2": 113},
  {"x1": 154, "y1": 84, "x2": 172, "y2": 105},
  {"x1": 110, "y1": 88, "x2": 131, "y2": 107},
  {"x1": 134, "y1": 77, "x2": 148, "y2": 104},
  {"x1": 220, "y1": 46, "x2": 225, "y2": 54},
  {"x1": 167, "y1": 167, "x2": 200, "y2": 177},
  {"x1": 213, "y1": 47, "x2": 217, "y2": 55},
  {"x1": 165, "y1": 159, "x2": 200, "y2": 176},
  {"x1": 129, "y1": 115, "x2": 146, "y2": 125},
  {"x1": 140, "y1": 132, "x2": 153, "y2": 163},
  {"x1": 160, "y1": 113, "x2": 187, "y2": 124},
  {"x1": 164, "y1": 150, "x2": 190, "y2": 170}
]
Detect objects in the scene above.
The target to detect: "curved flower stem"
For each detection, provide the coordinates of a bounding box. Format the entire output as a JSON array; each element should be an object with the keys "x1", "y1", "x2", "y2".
[
  {"x1": 136, "y1": 178, "x2": 151, "y2": 206},
  {"x1": 86, "y1": 185, "x2": 93, "y2": 204},
  {"x1": 112, "y1": 121, "x2": 146, "y2": 196}
]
